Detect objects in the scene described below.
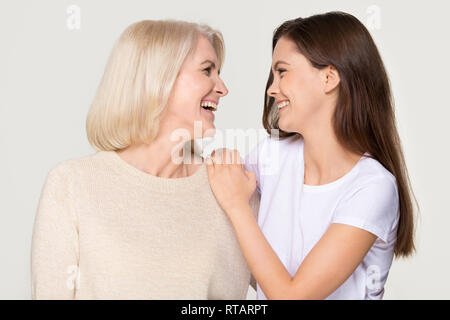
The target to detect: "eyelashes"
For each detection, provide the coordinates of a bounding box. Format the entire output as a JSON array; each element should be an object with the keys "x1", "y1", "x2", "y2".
[
  {"x1": 203, "y1": 66, "x2": 222, "y2": 76},
  {"x1": 203, "y1": 67, "x2": 212, "y2": 76}
]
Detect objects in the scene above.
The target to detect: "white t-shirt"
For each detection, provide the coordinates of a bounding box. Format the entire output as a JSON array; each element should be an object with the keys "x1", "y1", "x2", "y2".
[{"x1": 244, "y1": 135, "x2": 400, "y2": 300}]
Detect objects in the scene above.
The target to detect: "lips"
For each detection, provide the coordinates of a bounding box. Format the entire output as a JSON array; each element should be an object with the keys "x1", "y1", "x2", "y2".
[
  {"x1": 201, "y1": 107, "x2": 215, "y2": 120},
  {"x1": 277, "y1": 100, "x2": 290, "y2": 111},
  {"x1": 200, "y1": 99, "x2": 218, "y2": 111}
]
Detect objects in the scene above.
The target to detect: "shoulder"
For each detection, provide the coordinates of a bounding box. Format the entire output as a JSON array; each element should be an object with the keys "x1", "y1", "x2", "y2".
[
  {"x1": 354, "y1": 156, "x2": 398, "y2": 192},
  {"x1": 340, "y1": 156, "x2": 399, "y2": 217},
  {"x1": 244, "y1": 134, "x2": 303, "y2": 187},
  {"x1": 45, "y1": 151, "x2": 106, "y2": 183},
  {"x1": 333, "y1": 157, "x2": 400, "y2": 243}
]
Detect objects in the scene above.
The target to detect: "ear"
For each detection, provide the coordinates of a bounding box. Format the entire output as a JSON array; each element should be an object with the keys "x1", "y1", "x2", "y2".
[{"x1": 322, "y1": 65, "x2": 340, "y2": 94}]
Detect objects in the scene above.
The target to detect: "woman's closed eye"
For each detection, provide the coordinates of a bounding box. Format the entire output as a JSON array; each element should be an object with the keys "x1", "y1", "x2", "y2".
[
  {"x1": 276, "y1": 68, "x2": 287, "y2": 76},
  {"x1": 203, "y1": 66, "x2": 212, "y2": 76}
]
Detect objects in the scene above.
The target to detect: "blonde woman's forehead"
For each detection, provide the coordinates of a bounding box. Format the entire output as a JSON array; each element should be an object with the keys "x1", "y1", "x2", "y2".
[{"x1": 191, "y1": 35, "x2": 218, "y2": 65}]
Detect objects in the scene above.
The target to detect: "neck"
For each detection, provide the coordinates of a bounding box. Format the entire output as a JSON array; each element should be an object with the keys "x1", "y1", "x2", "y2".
[
  {"x1": 116, "y1": 128, "x2": 199, "y2": 179},
  {"x1": 301, "y1": 119, "x2": 362, "y2": 186}
]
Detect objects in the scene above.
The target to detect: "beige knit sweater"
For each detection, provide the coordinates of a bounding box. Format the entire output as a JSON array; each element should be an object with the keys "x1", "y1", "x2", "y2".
[{"x1": 31, "y1": 150, "x2": 259, "y2": 299}]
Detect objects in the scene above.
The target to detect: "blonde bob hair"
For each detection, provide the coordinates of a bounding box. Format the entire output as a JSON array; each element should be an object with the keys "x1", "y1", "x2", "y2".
[{"x1": 86, "y1": 20, "x2": 225, "y2": 151}]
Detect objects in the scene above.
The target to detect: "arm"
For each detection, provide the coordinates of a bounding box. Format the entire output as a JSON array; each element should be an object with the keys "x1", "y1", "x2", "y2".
[
  {"x1": 206, "y1": 149, "x2": 377, "y2": 299},
  {"x1": 31, "y1": 164, "x2": 80, "y2": 299},
  {"x1": 227, "y1": 204, "x2": 376, "y2": 299}
]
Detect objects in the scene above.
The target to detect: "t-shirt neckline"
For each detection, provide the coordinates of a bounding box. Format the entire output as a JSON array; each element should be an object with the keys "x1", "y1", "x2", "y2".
[{"x1": 299, "y1": 142, "x2": 370, "y2": 193}]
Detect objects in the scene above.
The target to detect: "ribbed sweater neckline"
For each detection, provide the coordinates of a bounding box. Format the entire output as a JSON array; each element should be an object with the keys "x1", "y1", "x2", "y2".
[{"x1": 96, "y1": 150, "x2": 208, "y2": 193}]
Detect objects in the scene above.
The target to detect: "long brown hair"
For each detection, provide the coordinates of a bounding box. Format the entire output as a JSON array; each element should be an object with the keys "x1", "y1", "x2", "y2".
[{"x1": 263, "y1": 11, "x2": 418, "y2": 258}]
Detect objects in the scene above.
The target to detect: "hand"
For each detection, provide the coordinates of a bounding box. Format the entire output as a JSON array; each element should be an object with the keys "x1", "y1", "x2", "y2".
[{"x1": 206, "y1": 148, "x2": 257, "y2": 216}]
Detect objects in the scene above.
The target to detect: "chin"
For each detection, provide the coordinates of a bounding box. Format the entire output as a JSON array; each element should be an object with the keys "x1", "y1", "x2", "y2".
[
  {"x1": 202, "y1": 125, "x2": 216, "y2": 138},
  {"x1": 278, "y1": 119, "x2": 290, "y2": 132}
]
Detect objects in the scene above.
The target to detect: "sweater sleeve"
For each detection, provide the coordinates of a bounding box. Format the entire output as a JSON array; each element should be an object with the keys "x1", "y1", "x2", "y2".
[
  {"x1": 248, "y1": 189, "x2": 260, "y2": 292},
  {"x1": 31, "y1": 163, "x2": 80, "y2": 299}
]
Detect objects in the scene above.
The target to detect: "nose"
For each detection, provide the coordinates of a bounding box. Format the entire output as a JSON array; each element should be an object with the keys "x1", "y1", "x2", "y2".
[
  {"x1": 267, "y1": 74, "x2": 279, "y2": 98},
  {"x1": 215, "y1": 77, "x2": 228, "y2": 97}
]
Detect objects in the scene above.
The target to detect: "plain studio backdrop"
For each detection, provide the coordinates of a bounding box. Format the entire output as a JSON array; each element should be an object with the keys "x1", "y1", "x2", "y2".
[{"x1": 1, "y1": 0, "x2": 449, "y2": 299}]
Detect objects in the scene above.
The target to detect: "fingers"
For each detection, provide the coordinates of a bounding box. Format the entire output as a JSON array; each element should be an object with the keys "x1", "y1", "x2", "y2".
[
  {"x1": 210, "y1": 148, "x2": 244, "y2": 165},
  {"x1": 206, "y1": 154, "x2": 215, "y2": 167},
  {"x1": 244, "y1": 169, "x2": 256, "y2": 183}
]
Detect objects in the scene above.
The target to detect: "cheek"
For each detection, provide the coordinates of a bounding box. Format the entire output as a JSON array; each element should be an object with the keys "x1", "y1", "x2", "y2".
[
  {"x1": 169, "y1": 75, "x2": 207, "y2": 115},
  {"x1": 181, "y1": 75, "x2": 214, "y2": 107},
  {"x1": 282, "y1": 74, "x2": 321, "y2": 116},
  {"x1": 165, "y1": 74, "x2": 216, "y2": 137}
]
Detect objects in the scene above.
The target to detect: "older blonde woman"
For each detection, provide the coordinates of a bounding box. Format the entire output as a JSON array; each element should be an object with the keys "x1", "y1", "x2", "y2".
[{"x1": 31, "y1": 20, "x2": 258, "y2": 299}]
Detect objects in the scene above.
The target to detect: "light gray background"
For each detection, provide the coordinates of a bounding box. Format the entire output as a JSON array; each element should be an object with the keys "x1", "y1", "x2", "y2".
[{"x1": 1, "y1": 0, "x2": 449, "y2": 299}]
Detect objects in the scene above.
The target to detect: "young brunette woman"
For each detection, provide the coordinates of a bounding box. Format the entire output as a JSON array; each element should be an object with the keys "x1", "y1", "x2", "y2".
[{"x1": 206, "y1": 11, "x2": 417, "y2": 300}]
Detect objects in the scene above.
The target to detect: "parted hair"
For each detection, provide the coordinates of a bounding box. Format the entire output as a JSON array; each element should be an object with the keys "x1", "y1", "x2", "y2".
[
  {"x1": 263, "y1": 12, "x2": 418, "y2": 258},
  {"x1": 86, "y1": 20, "x2": 224, "y2": 151}
]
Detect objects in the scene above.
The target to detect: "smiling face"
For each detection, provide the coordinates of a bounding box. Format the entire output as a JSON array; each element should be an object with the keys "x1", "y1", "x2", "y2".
[
  {"x1": 162, "y1": 34, "x2": 228, "y2": 139},
  {"x1": 267, "y1": 36, "x2": 339, "y2": 135}
]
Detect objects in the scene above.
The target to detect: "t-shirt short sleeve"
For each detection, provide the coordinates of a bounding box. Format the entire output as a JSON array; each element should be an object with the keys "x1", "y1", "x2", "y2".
[
  {"x1": 244, "y1": 143, "x2": 262, "y2": 194},
  {"x1": 331, "y1": 176, "x2": 399, "y2": 243}
]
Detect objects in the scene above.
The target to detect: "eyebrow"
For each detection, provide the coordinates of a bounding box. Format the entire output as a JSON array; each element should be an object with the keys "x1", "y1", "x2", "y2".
[
  {"x1": 272, "y1": 60, "x2": 290, "y2": 72},
  {"x1": 201, "y1": 59, "x2": 216, "y2": 68},
  {"x1": 201, "y1": 59, "x2": 221, "y2": 75}
]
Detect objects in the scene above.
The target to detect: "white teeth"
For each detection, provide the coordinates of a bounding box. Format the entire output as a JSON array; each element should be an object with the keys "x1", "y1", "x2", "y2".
[
  {"x1": 277, "y1": 101, "x2": 290, "y2": 109},
  {"x1": 200, "y1": 101, "x2": 218, "y2": 111}
]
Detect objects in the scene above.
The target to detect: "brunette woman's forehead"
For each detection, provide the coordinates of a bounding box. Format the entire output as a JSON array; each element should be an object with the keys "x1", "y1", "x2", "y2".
[{"x1": 272, "y1": 37, "x2": 297, "y2": 57}]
